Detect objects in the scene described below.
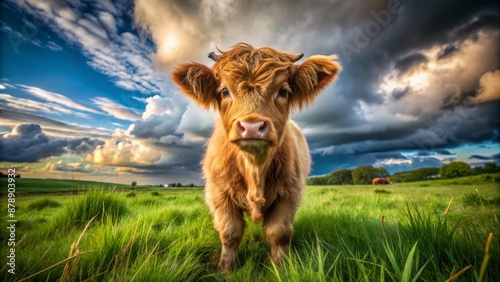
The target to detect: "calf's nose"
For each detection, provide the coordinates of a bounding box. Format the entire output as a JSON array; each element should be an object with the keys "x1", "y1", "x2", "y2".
[{"x1": 236, "y1": 120, "x2": 269, "y2": 139}]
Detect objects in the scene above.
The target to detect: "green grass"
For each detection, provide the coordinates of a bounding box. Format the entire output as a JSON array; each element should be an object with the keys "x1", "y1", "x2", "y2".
[
  {"x1": 51, "y1": 188, "x2": 129, "y2": 230},
  {"x1": 0, "y1": 178, "x2": 133, "y2": 194},
  {"x1": 0, "y1": 175, "x2": 498, "y2": 281},
  {"x1": 0, "y1": 177, "x2": 203, "y2": 194},
  {"x1": 27, "y1": 198, "x2": 62, "y2": 211}
]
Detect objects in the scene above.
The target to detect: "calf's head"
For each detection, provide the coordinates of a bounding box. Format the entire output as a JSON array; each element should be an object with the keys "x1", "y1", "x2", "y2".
[{"x1": 172, "y1": 43, "x2": 341, "y2": 156}]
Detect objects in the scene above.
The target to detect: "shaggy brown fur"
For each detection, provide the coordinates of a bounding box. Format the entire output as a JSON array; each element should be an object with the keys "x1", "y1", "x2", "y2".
[
  {"x1": 372, "y1": 178, "x2": 393, "y2": 185},
  {"x1": 172, "y1": 43, "x2": 341, "y2": 272}
]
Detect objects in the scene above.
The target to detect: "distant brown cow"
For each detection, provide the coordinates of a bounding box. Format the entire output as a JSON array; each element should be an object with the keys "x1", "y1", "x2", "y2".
[
  {"x1": 172, "y1": 43, "x2": 341, "y2": 271},
  {"x1": 372, "y1": 178, "x2": 393, "y2": 185}
]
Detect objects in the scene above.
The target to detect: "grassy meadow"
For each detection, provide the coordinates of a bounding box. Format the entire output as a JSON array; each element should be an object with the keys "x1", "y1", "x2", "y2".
[
  {"x1": 0, "y1": 178, "x2": 136, "y2": 194},
  {"x1": 0, "y1": 175, "x2": 499, "y2": 281}
]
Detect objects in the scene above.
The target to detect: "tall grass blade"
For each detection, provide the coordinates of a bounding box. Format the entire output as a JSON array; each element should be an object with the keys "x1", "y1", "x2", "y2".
[
  {"x1": 411, "y1": 256, "x2": 431, "y2": 282},
  {"x1": 478, "y1": 232, "x2": 493, "y2": 282},
  {"x1": 130, "y1": 242, "x2": 160, "y2": 282},
  {"x1": 444, "y1": 197, "x2": 454, "y2": 216},
  {"x1": 18, "y1": 252, "x2": 94, "y2": 282},
  {"x1": 383, "y1": 240, "x2": 401, "y2": 280},
  {"x1": 401, "y1": 241, "x2": 418, "y2": 282},
  {"x1": 379, "y1": 263, "x2": 385, "y2": 282},
  {"x1": 445, "y1": 265, "x2": 472, "y2": 282}
]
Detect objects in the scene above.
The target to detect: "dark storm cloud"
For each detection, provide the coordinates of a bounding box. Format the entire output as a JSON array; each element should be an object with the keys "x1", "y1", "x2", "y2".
[
  {"x1": 391, "y1": 87, "x2": 410, "y2": 101},
  {"x1": 131, "y1": 0, "x2": 500, "y2": 179},
  {"x1": 451, "y1": 12, "x2": 500, "y2": 40},
  {"x1": 0, "y1": 124, "x2": 103, "y2": 162},
  {"x1": 130, "y1": 115, "x2": 182, "y2": 140},
  {"x1": 285, "y1": 87, "x2": 497, "y2": 177},
  {"x1": 394, "y1": 53, "x2": 427, "y2": 74},
  {"x1": 13, "y1": 123, "x2": 41, "y2": 138},
  {"x1": 437, "y1": 45, "x2": 458, "y2": 60},
  {"x1": 435, "y1": 149, "x2": 453, "y2": 155},
  {"x1": 416, "y1": 149, "x2": 453, "y2": 156},
  {"x1": 371, "y1": 0, "x2": 500, "y2": 56},
  {"x1": 469, "y1": 153, "x2": 500, "y2": 160},
  {"x1": 305, "y1": 120, "x2": 422, "y2": 150},
  {"x1": 0, "y1": 108, "x2": 111, "y2": 139},
  {"x1": 417, "y1": 102, "x2": 497, "y2": 151},
  {"x1": 327, "y1": 0, "x2": 500, "y2": 109},
  {"x1": 293, "y1": 0, "x2": 499, "y2": 165},
  {"x1": 415, "y1": 151, "x2": 435, "y2": 157}
]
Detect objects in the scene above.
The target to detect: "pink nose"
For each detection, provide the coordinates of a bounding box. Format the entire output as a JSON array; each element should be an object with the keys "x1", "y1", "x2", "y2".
[{"x1": 236, "y1": 120, "x2": 269, "y2": 139}]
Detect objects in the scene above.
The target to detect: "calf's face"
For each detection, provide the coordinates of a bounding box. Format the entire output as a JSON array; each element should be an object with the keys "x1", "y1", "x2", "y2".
[
  {"x1": 216, "y1": 62, "x2": 292, "y2": 155},
  {"x1": 172, "y1": 44, "x2": 341, "y2": 156}
]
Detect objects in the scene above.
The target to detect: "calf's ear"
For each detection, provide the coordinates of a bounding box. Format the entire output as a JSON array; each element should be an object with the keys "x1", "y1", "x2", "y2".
[
  {"x1": 291, "y1": 55, "x2": 341, "y2": 110},
  {"x1": 171, "y1": 63, "x2": 218, "y2": 109}
]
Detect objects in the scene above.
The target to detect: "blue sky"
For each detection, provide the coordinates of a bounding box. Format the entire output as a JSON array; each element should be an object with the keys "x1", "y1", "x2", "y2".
[{"x1": 0, "y1": 0, "x2": 499, "y2": 185}]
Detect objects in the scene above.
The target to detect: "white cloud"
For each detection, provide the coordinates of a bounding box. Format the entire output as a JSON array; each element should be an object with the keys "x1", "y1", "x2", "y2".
[
  {"x1": 44, "y1": 160, "x2": 96, "y2": 173},
  {"x1": 98, "y1": 11, "x2": 117, "y2": 35},
  {"x1": 362, "y1": 31, "x2": 500, "y2": 129},
  {"x1": 0, "y1": 107, "x2": 112, "y2": 140},
  {"x1": 0, "y1": 123, "x2": 104, "y2": 162},
  {"x1": 83, "y1": 129, "x2": 161, "y2": 166},
  {"x1": 142, "y1": 94, "x2": 180, "y2": 119},
  {"x1": 84, "y1": 127, "x2": 204, "y2": 184},
  {"x1": 91, "y1": 97, "x2": 141, "y2": 121},
  {"x1": 11, "y1": 0, "x2": 165, "y2": 94},
  {"x1": 472, "y1": 70, "x2": 500, "y2": 103},
  {"x1": 95, "y1": 0, "x2": 118, "y2": 15},
  {"x1": 0, "y1": 93, "x2": 86, "y2": 117},
  {"x1": 46, "y1": 40, "x2": 63, "y2": 51},
  {"x1": 176, "y1": 102, "x2": 215, "y2": 143},
  {"x1": 21, "y1": 85, "x2": 101, "y2": 114}
]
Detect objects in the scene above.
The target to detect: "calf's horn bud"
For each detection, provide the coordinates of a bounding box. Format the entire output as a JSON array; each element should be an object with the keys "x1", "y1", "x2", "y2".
[
  {"x1": 292, "y1": 53, "x2": 304, "y2": 62},
  {"x1": 208, "y1": 52, "x2": 219, "y2": 61}
]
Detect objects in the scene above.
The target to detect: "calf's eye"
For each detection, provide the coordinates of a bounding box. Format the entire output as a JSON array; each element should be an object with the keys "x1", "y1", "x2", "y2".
[
  {"x1": 278, "y1": 87, "x2": 288, "y2": 98},
  {"x1": 221, "y1": 88, "x2": 230, "y2": 98}
]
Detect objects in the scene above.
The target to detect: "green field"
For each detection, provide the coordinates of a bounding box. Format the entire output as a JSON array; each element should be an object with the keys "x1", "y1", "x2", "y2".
[
  {"x1": 0, "y1": 178, "x2": 137, "y2": 194},
  {"x1": 0, "y1": 176, "x2": 499, "y2": 281}
]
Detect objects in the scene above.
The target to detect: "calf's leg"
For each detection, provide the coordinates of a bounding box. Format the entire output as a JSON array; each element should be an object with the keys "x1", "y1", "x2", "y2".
[
  {"x1": 212, "y1": 203, "x2": 245, "y2": 272},
  {"x1": 262, "y1": 198, "x2": 298, "y2": 265}
]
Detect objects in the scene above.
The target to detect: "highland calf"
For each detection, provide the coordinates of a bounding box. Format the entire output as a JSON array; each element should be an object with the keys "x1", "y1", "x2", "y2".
[
  {"x1": 172, "y1": 43, "x2": 341, "y2": 271},
  {"x1": 372, "y1": 178, "x2": 393, "y2": 185}
]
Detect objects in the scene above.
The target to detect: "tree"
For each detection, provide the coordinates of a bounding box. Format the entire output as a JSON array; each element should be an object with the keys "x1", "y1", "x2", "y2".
[
  {"x1": 376, "y1": 167, "x2": 389, "y2": 178},
  {"x1": 307, "y1": 175, "x2": 328, "y2": 185},
  {"x1": 131, "y1": 181, "x2": 137, "y2": 189},
  {"x1": 176, "y1": 183, "x2": 182, "y2": 187},
  {"x1": 483, "y1": 162, "x2": 498, "y2": 173},
  {"x1": 391, "y1": 167, "x2": 440, "y2": 182},
  {"x1": 440, "y1": 161, "x2": 472, "y2": 178},
  {"x1": 352, "y1": 165, "x2": 380, "y2": 185},
  {"x1": 329, "y1": 169, "x2": 353, "y2": 185}
]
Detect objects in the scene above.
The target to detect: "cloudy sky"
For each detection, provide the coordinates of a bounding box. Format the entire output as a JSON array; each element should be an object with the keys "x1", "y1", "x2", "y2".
[{"x1": 1, "y1": 0, "x2": 499, "y2": 185}]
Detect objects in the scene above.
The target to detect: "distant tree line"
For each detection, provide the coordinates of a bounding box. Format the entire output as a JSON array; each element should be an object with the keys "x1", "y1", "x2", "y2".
[
  {"x1": 390, "y1": 167, "x2": 440, "y2": 183},
  {"x1": 0, "y1": 172, "x2": 21, "y2": 178},
  {"x1": 308, "y1": 161, "x2": 500, "y2": 185},
  {"x1": 440, "y1": 161, "x2": 499, "y2": 178},
  {"x1": 307, "y1": 166, "x2": 389, "y2": 185},
  {"x1": 168, "y1": 183, "x2": 196, "y2": 187},
  {"x1": 144, "y1": 183, "x2": 198, "y2": 188}
]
